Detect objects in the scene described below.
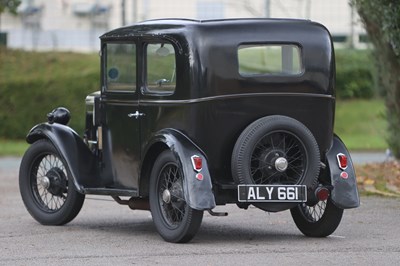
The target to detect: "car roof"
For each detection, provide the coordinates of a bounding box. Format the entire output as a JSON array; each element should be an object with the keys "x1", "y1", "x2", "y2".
[
  {"x1": 100, "y1": 18, "x2": 325, "y2": 40},
  {"x1": 100, "y1": 18, "x2": 335, "y2": 97}
]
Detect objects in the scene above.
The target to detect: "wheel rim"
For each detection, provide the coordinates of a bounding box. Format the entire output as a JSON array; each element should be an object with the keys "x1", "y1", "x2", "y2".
[
  {"x1": 250, "y1": 130, "x2": 307, "y2": 185},
  {"x1": 299, "y1": 200, "x2": 327, "y2": 222},
  {"x1": 157, "y1": 162, "x2": 186, "y2": 229},
  {"x1": 30, "y1": 153, "x2": 68, "y2": 212}
]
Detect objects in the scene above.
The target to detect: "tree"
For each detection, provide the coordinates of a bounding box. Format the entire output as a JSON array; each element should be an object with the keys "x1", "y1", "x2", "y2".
[
  {"x1": 0, "y1": 0, "x2": 21, "y2": 30},
  {"x1": 351, "y1": 0, "x2": 400, "y2": 158}
]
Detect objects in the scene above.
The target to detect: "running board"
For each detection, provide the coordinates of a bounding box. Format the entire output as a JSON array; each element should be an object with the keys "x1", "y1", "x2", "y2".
[{"x1": 83, "y1": 187, "x2": 138, "y2": 197}]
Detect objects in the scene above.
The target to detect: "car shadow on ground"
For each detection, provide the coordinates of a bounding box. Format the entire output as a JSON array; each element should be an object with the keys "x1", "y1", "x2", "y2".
[
  {"x1": 63, "y1": 213, "x2": 344, "y2": 245},
  {"x1": 195, "y1": 222, "x2": 344, "y2": 244}
]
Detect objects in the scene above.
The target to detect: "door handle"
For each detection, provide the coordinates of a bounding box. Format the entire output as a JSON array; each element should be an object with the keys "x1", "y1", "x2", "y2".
[{"x1": 128, "y1": 111, "x2": 145, "y2": 119}]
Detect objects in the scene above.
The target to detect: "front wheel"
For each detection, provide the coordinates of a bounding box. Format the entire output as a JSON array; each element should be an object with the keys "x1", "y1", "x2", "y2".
[
  {"x1": 19, "y1": 139, "x2": 85, "y2": 225},
  {"x1": 290, "y1": 199, "x2": 344, "y2": 237},
  {"x1": 149, "y1": 150, "x2": 203, "y2": 243}
]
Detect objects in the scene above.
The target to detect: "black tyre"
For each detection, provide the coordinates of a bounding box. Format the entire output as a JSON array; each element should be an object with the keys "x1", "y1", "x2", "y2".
[
  {"x1": 19, "y1": 139, "x2": 85, "y2": 225},
  {"x1": 290, "y1": 199, "x2": 344, "y2": 237},
  {"x1": 232, "y1": 115, "x2": 320, "y2": 211},
  {"x1": 149, "y1": 150, "x2": 203, "y2": 243}
]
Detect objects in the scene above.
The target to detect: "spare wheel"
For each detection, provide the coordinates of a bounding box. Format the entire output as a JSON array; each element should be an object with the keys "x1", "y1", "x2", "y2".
[{"x1": 231, "y1": 115, "x2": 320, "y2": 212}]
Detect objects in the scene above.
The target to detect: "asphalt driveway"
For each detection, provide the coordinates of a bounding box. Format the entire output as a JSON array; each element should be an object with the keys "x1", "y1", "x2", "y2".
[{"x1": 1, "y1": 155, "x2": 399, "y2": 265}]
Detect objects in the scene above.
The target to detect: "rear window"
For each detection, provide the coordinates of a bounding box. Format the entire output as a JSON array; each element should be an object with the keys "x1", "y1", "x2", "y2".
[{"x1": 238, "y1": 44, "x2": 302, "y2": 76}]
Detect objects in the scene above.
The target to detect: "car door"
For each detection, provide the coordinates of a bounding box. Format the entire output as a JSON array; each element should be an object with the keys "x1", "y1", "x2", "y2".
[
  {"x1": 101, "y1": 42, "x2": 142, "y2": 190},
  {"x1": 139, "y1": 41, "x2": 178, "y2": 140}
]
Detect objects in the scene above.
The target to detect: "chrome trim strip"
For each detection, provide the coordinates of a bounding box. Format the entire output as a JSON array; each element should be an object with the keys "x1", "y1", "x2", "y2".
[
  {"x1": 101, "y1": 92, "x2": 334, "y2": 105},
  {"x1": 140, "y1": 92, "x2": 334, "y2": 105}
]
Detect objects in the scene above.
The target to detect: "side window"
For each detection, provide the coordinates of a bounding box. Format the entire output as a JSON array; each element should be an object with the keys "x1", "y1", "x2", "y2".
[
  {"x1": 106, "y1": 43, "x2": 136, "y2": 92},
  {"x1": 238, "y1": 44, "x2": 302, "y2": 76},
  {"x1": 146, "y1": 43, "x2": 176, "y2": 94}
]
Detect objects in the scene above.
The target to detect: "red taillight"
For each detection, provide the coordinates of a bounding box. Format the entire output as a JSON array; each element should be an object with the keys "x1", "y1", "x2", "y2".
[
  {"x1": 191, "y1": 155, "x2": 202, "y2": 172},
  {"x1": 337, "y1": 153, "x2": 348, "y2": 170},
  {"x1": 316, "y1": 187, "x2": 330, "y2": 201}
]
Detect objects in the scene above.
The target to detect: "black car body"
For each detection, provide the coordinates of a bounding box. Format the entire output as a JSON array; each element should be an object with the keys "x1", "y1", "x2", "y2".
[{"x1": 19, "y1": 19, "x2": 359, "y2": 243}]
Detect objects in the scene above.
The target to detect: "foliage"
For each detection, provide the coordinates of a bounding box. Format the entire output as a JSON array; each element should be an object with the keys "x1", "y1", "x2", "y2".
[
  {"x1": 335, "y1": 49, "x2": 375, "y2": 98},
  {"x1": 0, "y1": 48, "x2": 99, "y2": 139},
  {"x1": 351, "y1": 0, "x2": 400, "y2": 158},
  {"x1": 0, "y1": 0, "x2": 20, "y2": 14},
  {"x1": 0, "y1": 0, "x2": 20, "y2": 31}
]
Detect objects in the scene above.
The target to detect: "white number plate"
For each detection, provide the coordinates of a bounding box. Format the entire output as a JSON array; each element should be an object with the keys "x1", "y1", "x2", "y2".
[{"x1": 238, "y1": 185, "x2": 307, "y2": 202}]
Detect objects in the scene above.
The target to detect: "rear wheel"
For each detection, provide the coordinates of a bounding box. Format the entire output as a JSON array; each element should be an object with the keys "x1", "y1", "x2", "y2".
[
  {"x1": 149, "y1": 150, "x2": 203, "y2": 243},
  {"x1": 19, "y1": 139, "x2": 85, "y2": 225},
  {"x1": 290, "y1": 199, "x2": 343, "y2": 237}
]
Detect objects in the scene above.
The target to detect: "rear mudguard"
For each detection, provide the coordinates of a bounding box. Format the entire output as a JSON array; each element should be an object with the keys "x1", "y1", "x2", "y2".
[
  {"x1": 26, "y1": 123, "x2": 97, "y2": 193},
  {"x1": 326, "y1": 135, "x2": 360, "y2": 209},
  {"x1": 147, "y1": 129, "x2": 216, "y2": 210}
]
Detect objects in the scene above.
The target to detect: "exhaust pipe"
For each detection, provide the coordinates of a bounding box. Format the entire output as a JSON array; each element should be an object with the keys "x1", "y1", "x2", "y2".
[{"x1": 112, "y1": 196, "x2": 150, "y2": 210}]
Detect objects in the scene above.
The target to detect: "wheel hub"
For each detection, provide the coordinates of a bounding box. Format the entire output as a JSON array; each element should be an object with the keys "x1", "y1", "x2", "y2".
[
  {"x1": 259, "y1": 149, "x2": 288, "y2": 174},
  {"x1": 274, "y1": 157, "x2": 288, "y2": 172},
  {"x1": 38, "y1": 176, "x2": 50, "y2": 189},
  {"x1": 162, "y1": 189, "x2": 171, "y2": 204},
  {"x1": 45, "y1": 168, "x2": 67, "y2": 196},
  {"x1": 161, "y1": 181, "x2": 185, "y2": 211}
]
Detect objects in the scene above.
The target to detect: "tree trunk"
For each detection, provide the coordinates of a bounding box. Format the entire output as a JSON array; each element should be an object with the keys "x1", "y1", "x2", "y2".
[{"x1": 353, "y1": 0, "x2": 400, "y2": 158}]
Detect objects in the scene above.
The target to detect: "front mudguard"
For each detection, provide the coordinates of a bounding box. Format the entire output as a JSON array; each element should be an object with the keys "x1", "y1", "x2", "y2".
[
  {"x1": 26, "y1": 123, "x2": 97, "y2": 193},
  {"x1": 147, "y1": 129, "x2": 216, "y2": 210},
  {"x1": 326, "y1": 135, "x2": 360, "y2": 209}
]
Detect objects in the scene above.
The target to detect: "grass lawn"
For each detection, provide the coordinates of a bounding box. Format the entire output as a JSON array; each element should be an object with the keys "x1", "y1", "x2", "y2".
[
  {"x1": 0, "y1": 99, "x2": 387, "y2": 156},
  {"x1": 0, "y1": 139, "x2": 29, "y2": 157},
  {"x1": 335, "y1": 98, "x2": 387, "y2": 151}
]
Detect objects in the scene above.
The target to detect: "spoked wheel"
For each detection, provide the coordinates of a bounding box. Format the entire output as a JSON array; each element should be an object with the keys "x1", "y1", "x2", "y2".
[
  {"x1": 232, "y1": 115, "x2": 320, "y2": 212},
  {"x1": 150, "y1": 150, "x2": 203, "y2": 243},
  {"x1": 290, "y1": 199, "x2": 344, "y2": 237},
  {"x1": 250, "y1": 130, "x2": 307, "y2": 185},
  {"x1": 19, "y1": 139, "x2": 85, "y2": 225}
]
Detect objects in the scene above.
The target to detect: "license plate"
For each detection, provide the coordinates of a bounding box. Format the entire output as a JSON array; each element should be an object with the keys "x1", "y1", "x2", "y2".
[{"x1": 238, "y1": 185, "x2": 307, "y2": 202}]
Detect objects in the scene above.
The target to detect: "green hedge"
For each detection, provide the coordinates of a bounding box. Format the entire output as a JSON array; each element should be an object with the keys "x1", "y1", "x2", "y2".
[
  {"x1": 335, "y1": 49, "x2": 375, "y2": 99},
  {"x1": 0, "y1": 49, "x2": 99, "y2": 139},
  {"x1": 0, "y1": 48, "x2": 375, "y2": 140}
]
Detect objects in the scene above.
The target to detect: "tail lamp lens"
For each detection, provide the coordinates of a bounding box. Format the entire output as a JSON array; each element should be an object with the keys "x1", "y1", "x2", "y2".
[
  {"x1": 191, "y1": 155, "x2": 202, "y2": 172},
  {"x1": 316, "y1": 187, "x2": 330, "y2": 201},
  {"x1": 337, "y1": 153, "x2": 348, "y2": 170}
]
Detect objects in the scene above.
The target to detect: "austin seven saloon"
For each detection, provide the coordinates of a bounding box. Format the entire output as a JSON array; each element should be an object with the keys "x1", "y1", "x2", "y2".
[{"x1": 19, "y1": 18, "x2": 359, "y2": 243}]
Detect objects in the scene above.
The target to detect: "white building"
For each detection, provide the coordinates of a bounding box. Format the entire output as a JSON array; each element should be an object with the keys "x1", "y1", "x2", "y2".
[{"x1": 1, "y1": 0, "x2": 366, "y2": 52}]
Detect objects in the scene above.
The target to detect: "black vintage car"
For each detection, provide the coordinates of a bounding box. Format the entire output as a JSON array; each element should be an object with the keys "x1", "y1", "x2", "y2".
[{"x1": 19, "y1": 18, "x2": 359, "y2": 243}]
